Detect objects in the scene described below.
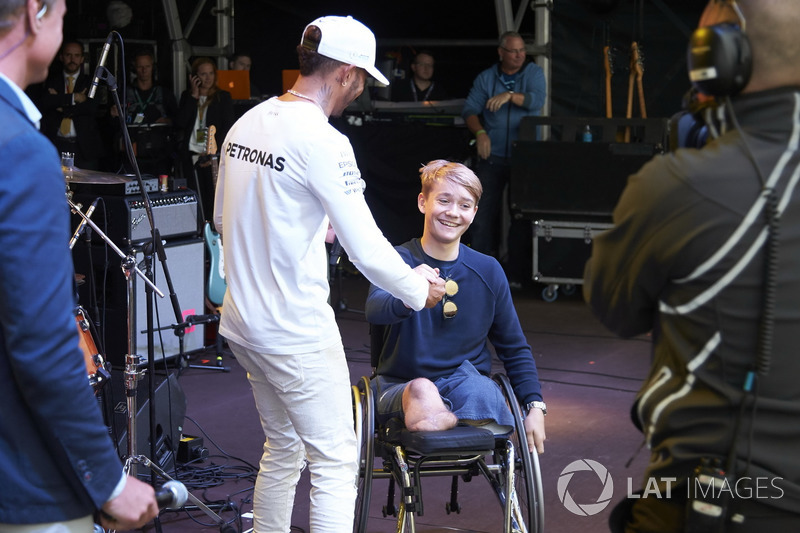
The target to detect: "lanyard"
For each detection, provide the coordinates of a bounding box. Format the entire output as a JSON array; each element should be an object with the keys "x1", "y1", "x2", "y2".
[
  {"x1": 412, "y1": 80, "x2": 435, "y2": 102},
  {"x1": 132, "y1": 86, "x2": 157, "y2": 114},
  {"x1": 197, "y1": 95, "x2": 210, "y2": 125}
]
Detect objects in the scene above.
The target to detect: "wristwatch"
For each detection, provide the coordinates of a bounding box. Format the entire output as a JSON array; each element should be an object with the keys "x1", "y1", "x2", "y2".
[{"x1": 526, "y1": 401, "x2": 547, "y2": 415}]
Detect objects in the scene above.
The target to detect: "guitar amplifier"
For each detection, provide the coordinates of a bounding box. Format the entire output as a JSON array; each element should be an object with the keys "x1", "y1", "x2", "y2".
[
  {"x1": 67, "y1": 175, "x2": 160, "y2": 196},
  {"x1": 72, "y1": 189, "x2": 199, "y2": 247}
]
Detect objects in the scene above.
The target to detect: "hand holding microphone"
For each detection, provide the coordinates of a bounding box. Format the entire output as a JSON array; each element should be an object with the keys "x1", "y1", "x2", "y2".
[
  {"x1": 99, "y1": 479, "x2": 188, "y2": 530},
  {"x1": 156, "y1": 480, "x2": 189, "y2": 509}
]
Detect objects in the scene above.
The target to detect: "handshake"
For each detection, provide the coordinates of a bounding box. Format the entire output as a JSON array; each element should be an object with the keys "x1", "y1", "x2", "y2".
[{"x1": 414, "y1": 264, "x2": 448, "y2": 309}]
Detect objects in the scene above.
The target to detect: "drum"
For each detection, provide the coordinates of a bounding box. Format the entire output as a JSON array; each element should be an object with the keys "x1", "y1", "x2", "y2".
[{"x1": 74, "y1": 307, "x2": 110, "y2": 392}]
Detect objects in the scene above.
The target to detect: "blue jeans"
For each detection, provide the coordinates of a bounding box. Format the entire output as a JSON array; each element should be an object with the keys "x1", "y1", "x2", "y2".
[
  {"x1": 229, "y1": 340, "x2": 358, "y2": 533},
  {"x1": 374, "y1": 360, "x2": 514, "y2": 427}
]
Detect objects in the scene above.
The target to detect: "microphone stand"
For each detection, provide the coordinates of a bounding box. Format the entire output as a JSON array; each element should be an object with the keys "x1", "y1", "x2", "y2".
[
  {"x1": 94, "y1": 58, "x2": 234, "y2": 532},
  {"x1": 154, "y1": 313, "x2": 230, "y2": 372}
]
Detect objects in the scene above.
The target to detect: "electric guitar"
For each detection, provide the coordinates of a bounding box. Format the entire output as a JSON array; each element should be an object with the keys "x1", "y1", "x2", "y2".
[
  {"x1": 633, "y1": 42, "x2": 647, "y2": 119},
  {"x1": 624, "y1": 41, "x2": 646, "y2": 142},
  {"x1": 603, "y1": 44, "x2": 614, "y2": 119},
  {"x1": 205, "y1": 221, "x2": 226, "y2": 305},
  {"x1": 202, "y1": 125, "x2": 227, "y2": 306}
]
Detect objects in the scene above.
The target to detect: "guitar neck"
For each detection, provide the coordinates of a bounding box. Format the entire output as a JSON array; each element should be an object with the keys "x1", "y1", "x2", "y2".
[
  {"x1": 637, "y1": 78, "x2": 647, "y2": 119},
  {"x1": 205, "y1": 124, "x2": 219, "y2": 188},
  {"x1": 603, "y1": 45, "x2": 613, "y2": 119}
]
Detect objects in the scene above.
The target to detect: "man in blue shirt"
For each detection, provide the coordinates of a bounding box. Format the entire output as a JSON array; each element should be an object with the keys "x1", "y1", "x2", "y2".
[{"x1": 462, "y1": 31, "x2": 546, "y2": 289}]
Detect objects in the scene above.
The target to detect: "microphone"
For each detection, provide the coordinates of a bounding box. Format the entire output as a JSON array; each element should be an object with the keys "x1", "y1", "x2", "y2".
[
  {"x1": 69, "y1": 197, "x2": 99, "y2": 250},
  {"x1": 88, "y1": 32, "x2": 113, "y2": 99},
  {"x1": 156, "y1": 480, "x2": 188, "y2": 510}
]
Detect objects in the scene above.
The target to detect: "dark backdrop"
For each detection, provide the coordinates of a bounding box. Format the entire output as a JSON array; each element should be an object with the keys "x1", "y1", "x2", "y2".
[
  {"x1": 551, "y1": 0, "x2": 702, "y2": 119},
  {"x1": 63, "y1": 0, "x2": 704, "y2": 112},
  {"x1": 61, "y1": 0, "x2": 705, "y2": 245}
]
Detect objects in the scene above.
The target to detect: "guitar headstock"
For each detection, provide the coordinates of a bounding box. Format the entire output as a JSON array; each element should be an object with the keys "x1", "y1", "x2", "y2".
[
  {"x1": 603, "y1": 45, "x2": 614, "y2": 77},
  {"x1": 631, "y1": 42, "x2": 644, "y2": 78},
  {"x1": 204, "y1": 125, "x2": 218, "y2": 156}
]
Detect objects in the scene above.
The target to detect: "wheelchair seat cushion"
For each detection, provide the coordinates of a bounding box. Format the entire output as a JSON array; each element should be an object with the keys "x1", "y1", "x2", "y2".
[{"x1": 382, "y1": 418, "x2": 496, "y2": 456}]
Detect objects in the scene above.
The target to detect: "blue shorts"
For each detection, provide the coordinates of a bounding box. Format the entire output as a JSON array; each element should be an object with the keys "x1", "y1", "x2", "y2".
[{"x1": 373, "y1": 359, "x2": 515, "y2": 427}]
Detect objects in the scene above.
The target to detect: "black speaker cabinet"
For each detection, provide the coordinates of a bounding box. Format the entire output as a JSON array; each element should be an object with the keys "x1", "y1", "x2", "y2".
[
  {"x1": 115, "y1": 372, "x2": 186, "y2": 472},
  {"x1": 510, "y1": 141, "x2": 656, "y2": 218},
  {"x1": 73, "y1": 238, "x2": 206, "y2": 368}
]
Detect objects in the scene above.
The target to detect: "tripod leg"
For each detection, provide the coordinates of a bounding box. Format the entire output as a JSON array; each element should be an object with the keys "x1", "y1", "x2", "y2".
[{"x1": 133, "y1": 455, "x2": 237, "y2": 532}]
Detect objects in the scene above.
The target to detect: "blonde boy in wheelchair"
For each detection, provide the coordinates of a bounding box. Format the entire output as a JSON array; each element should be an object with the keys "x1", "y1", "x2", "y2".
[{"x1": 365, "y1": 159, "x2": 546, "y2": 454}]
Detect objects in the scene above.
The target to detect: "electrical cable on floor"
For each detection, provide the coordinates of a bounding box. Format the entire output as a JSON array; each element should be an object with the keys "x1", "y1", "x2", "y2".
[
  {"x1": 522, "y1": 327, "x2": 653, "y2": 343},
  {"x1": 182, "y1": 414, "x2": 260, "y2": 471},
  {"x1": 537, "y1": 378, "x2": 641, "y2": 394},
  {"x1": 143, "y1": 414, "x2": 259, "y2": 531},
  {"x1": 536, "y1": 366, "x2": 645, "y2": 382}
]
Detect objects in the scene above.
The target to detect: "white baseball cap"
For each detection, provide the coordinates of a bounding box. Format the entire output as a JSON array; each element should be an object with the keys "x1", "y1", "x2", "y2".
[{"x1": 301, "y1": 15, "x2": 390, "y2": 87}]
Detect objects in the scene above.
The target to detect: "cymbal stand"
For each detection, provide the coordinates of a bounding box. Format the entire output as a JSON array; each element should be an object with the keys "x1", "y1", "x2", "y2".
[
  {"x1": 115, "y1": 259, "x2": 233, "y2": 532},
  {"x1": 66, "y1": 195, "x2": 163, "y2": 301},
  {"x1": 91, "y1": 36, "x2": 234, "y2": 532},
  {"x1": 119, "y1": 267, "x2": 232, "y2": 532}
]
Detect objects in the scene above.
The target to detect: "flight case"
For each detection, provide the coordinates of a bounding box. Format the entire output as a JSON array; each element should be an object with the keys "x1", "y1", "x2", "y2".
[{"x1": 511, "y1": 116, "x2": 667, "y2": 301}]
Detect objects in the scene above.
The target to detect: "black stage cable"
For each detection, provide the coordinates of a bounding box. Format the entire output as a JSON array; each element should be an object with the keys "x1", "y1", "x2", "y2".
[
  {"x1": 182, "y1": 414, "x2": 260, "y2": 472},
  {"x1": 154, "y1": 413, "x2": 260, "y2": 530}
]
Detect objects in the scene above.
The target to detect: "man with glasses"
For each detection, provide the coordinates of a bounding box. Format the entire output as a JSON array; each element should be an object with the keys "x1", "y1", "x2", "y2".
[
  {"x1": 462, "y1": 31, "x2": 546, "y2": 290},
  {"x1": 365, "y1": 160, "x2": 546, "y2": 455},
  {"x1": 391, "y1": 50, "x2": 449, "y2": 102}
]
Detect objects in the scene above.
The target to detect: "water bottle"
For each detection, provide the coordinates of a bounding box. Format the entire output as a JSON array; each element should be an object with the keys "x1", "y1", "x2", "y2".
[{"x1": 582, "y1": 125, "x2": 593, "y2": 142}]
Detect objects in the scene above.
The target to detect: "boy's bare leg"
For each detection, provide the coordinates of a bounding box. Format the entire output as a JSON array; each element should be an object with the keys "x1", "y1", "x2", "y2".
[{"x1": 402, "y1": 378, "x2": 458, "y2": 431}]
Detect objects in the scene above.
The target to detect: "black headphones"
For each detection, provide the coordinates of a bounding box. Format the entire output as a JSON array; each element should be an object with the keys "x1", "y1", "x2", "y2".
[{"x1": 687, "y1": 0, "x2": 752, "y2": 97}]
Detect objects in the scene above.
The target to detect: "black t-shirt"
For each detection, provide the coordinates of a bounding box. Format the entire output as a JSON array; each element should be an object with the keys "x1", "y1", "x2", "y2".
[{"x1": 391, "y1": 79, "x2": 449, "y2": 102}]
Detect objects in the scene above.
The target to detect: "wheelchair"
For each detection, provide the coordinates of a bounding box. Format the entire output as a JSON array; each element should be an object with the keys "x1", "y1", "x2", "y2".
[{"x1": 351, "y1": 327, "x2": 545, "y2": 533}]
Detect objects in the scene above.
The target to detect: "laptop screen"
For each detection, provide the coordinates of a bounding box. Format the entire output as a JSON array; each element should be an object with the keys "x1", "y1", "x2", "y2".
[{"x1": 216, "y1": 69, "x2": 251, "y2": 100}]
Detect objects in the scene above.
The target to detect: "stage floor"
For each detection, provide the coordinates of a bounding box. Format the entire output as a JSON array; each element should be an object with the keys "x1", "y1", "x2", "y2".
[{"x1": 116, "y1": 273, "x2": 651, "y2": 533}]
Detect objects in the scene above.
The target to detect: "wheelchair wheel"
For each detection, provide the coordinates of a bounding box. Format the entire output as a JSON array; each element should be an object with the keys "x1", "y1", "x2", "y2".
[
  {"x1": 494, "y1": 374, "x2": 545, "y2": 533},
  {"x1": 353, "y1": 376, "x2": 375, "y2": 533}
]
